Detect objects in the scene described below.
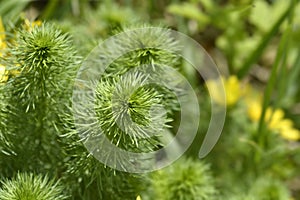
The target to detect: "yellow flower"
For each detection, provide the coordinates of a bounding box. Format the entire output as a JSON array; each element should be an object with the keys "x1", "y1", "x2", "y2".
[
  {"x1": 0, "y1": 17, "x2": 8, "y2": 83},
  {"x1": 0, "y1": 17, "x2": 5, "y2": 40},
  {"x1": 24, "y1": 19, "x2": 42, "y2": 31},
  {"x1": 0, "y1": 65, "x2": 8, "y2": 83},
  {"x1": 32, "y1": 20, "x2": 42, "y2": 27},
  {"x1": 267, "y1": 108, "x2": 284, "y2": 128},
  {"x1": 0, "y1": 17, "x2": 22, "y2": 83},
  {"x1": 247, "y1": 100, "x2": 262, "y2": 122},
  {"x1": 206, "y1": 75, "x2": 241, "y2": 106},
  {"x1": 225, "y1": 76, "x2": 241, "y2": 106},
  {"x1": 0, "y1": 17, "x2": 7, "y2": 56},
  {"x1": 247, "y1": 98, "x2": 300, "y2": 141},
  {"x1": 280, "y1": 126, "x2": 300, "y2": 141},
  {"x1": 136, "y1": 195, "x2": 142, "y2": 200}
]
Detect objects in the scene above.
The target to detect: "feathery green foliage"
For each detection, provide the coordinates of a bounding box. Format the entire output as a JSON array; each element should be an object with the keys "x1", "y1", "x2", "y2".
[
  {"x1": 95, "y1": 72, "x2": 168, "y2": 152},
  {"x1": 151, "y1": 157, "x2": 217, "y2": 200},
  {"x1": 0, "y1": 85, "x2": 6, "y2": 145},
  {"x1": 60, "y1": 25, "x2": 183, "y2": 199},
  {"x1": 60, "y1": 127, "x2": 148, "y2": 200},
  {"x1": 10, "y1": 23, "x2": 77, "y2": 110},
  {"x1": 0, "y1": 173, "x2": 67, "y2": 200},
  {"x1": 0, "y1": 22, "x2": 78, "y2": 177},
  {"x1": 247, "y1": 176, "x2": 290, "y2": 200},
  {"x1": 226, "y1": 176, "x2": 291, "y2": 200},
  {"x1": 94, "y1": 26, "x2": 181, "y2": 148}
]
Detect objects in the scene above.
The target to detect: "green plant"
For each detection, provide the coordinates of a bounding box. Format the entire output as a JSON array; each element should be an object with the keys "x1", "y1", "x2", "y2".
[
  {"x1": 0, "y1": 22, "x2": 78, "y2": 177},
  {"x1": 59, "y1": 25, "x2": 183, "y2": 199},
  {"x1": 0, "y1": 173, "x2": 67, "y2": 200},
  {"x1": 95, "y1": 72, "x2": 166, "y2": 152},
  {"x1": 247, "y1": 176, "x2": 290, "y2": 200},
  {"x1": 150, "y1": 157, "x2": 217, "y2": 200}
]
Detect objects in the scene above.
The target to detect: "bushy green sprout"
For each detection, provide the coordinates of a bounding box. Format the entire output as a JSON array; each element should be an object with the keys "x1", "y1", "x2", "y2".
[
  {"x1": 91, "y1": 25, "x2": 183, "y2": 153},
  {"x1": 9, "y1": 22, "x2": 77, "y2": 112},
  {"x1": 246, "y1": 176, "x2": 290, "y2": 200},
  {"x1": 0, "y1": 22, "x2": 78, "y2": 176},
  {"x1": 104, "y1": 24, "x2": 180, "y2": 77},
  {"x1": 0, "y1": 173, "x2": 67, "y2": 200},
  {"x1": 61, "y1": 25, "x2": 183, "y2": 198},
  {"x1": 151, "y1": 157, "x2": 217, "y2": 200},
  {"x1": 95, "y1": 72, "x2": 170, "y2": 152},
  {"x1": 60, "y1": 126, "x2": 148, "y2": 200},
  {"x1": 70, "y1": 24, "x2": 182, "y2": 160}
]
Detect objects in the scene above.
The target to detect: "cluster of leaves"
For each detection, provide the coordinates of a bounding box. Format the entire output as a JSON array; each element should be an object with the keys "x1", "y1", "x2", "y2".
[
  {"x1": 0, "y1": 173, "x2": 67, "y2": 200},
  {"x1": 150, "y1": 157, "x2": 217, "y2": 200},
  {"x1": 61, "y1": 24, "x2": 195, "y2": 199},
  {"x1": 0, "y1": 22, "x2": 77, "y2": 177},
  {"x1": 0, "y1": 13, "x2": 214, "y2": 200}
]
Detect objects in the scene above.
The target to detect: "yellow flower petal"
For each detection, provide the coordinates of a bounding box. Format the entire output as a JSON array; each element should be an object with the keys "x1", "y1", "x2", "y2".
[
  {"x1": 0, "y1": 65, "x2": 8, "y2": 83},
  {"x1": 0, "y1": 17, "x2": 7, "y2": 57},
  {"x1": 276, "y1": 119, "x2": 293, "y2": 132},
  {"x1": 24, "y1": 19, "x2": 42, "y2": 31},
  {"x1": 247, "y1": 100, "x2": 263, "y2": 122},
  {"x1": 272, "y1": 109, "x2": 284, "y2": 121},
  {"x1": 267, "y1": 108, "x2": 285, "y2": 129},
  {"x1": 280, "y1": 128, "x2": 300, "y2": 141},
  {"x1": 32, "y1": 20, "x2": 42, "y2": 27},
  {"x1": 206, "y1": 75, "x2": 241, "y2": 106},
  {"x1": 136, "y1": 195, "x2": 142, "y2": 200},
  {"x1": 206, "y1": 77, "x2": 226, "y2": 105},
  {"x1": 244, "y1": 84, "x2": 299, "y2": 141},
  {"x1": 225, "y1": 75, "x2": 241, "y2": 106},
  {"x1": 0, "y1": 17, "x2": 5, "y2": 41}
]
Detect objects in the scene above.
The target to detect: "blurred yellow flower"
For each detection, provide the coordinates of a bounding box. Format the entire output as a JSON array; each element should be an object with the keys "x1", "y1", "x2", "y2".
[
  {"x1": 225, "y1": 76, "x2": 241, "y2": 106},
  {"x1": 247, "y1": 98, "x2": 300, "y2": 141},
  {"x1": 280, "y1": 127, "x2": 300, "y2": 141},
  {"x1": 0, "y1": 65, "x2": 8, "y2": 83},
  {"x1": 247, "y1": 100, "x2": 262, "y2": 122},
  {"x1": 136, "y1": 195, "x2": 142, "y2": 200},
  {"x1": 24, "y1": 19, "x2": 42, "y2": 31},
  {"x1": 0, "y1": 17, "x2": 7, "y2": 56},
  {"x1": 0, "y1": 16, "x2": 37, "y2": 83},
  {"x1": 206, "y1": 75, "x2": 242, "y2": 106},
  {"x1": 0, "y1": 17, "x2": 8, "y2": 83}
]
